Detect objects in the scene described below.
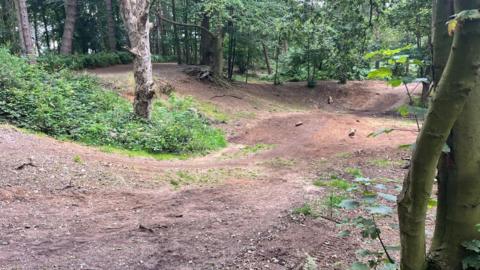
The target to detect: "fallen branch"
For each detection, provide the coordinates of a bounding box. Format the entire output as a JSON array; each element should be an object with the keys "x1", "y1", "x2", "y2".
[
  {"x1": 210, "y1": 94, "x2": 243, "y2": 100},
  {"x1": 15, "y1": 158, "x2": 36, "y2": 170}
]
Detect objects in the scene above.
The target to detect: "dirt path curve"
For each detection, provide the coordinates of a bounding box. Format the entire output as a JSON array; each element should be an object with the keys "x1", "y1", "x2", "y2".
[{"x1": 0, "y1": 64, "x2": 417, "y2": 269}]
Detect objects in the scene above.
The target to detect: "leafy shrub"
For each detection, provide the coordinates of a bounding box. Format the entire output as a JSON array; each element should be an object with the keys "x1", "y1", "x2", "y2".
[
  {"x1": 0, "y1": 48, "x2": 226, "y2": 153},
  {"x1": 38, "y1": 52, "x2": 177, "y2": 71},
  {"x1": 38, "y1": 51, "x2": 134, "y2": 71},
  {"x1": 151, "y1": 54, "x2": 177, "y2": 63}
]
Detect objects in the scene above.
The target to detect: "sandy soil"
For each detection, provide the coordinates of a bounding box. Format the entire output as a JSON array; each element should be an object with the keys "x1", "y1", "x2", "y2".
[{"x1": 0, "y1": 64, "x2": 420, "y2": 269}]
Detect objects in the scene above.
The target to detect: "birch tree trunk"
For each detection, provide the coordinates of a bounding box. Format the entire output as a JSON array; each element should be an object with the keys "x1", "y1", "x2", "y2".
[
  {"x1": 398, "y1": 1, "x2": 480, "y2": 269},
  {"x1": 105, "y1": 0, "x2": 116, "y2": 51},
  {"x1": 60, "y1": 0, "x2": 77, "y2": 55},
  {"x1": 13, "y1": 0, "x2": 36, "y2": 61},
  {"x1": 119, "y1": 0, "x2": 155, "y2": 119}
]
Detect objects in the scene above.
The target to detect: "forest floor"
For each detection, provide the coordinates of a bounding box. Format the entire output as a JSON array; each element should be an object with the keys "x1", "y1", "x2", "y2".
[{"x1": 0, "y1": 64, "x2": 425, "y2": 269}]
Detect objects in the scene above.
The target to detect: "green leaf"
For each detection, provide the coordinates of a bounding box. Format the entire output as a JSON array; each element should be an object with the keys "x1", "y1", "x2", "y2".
[
  {"x1": 368, "y1": 128, "x2": 394, "y2": 138},
  {"x1": 379, "y1": 193, "x2": 397, "y2": 202},
  {"x1": 378, "y1": 263, "x2": 397, "y2": 270},
  {"x1": 338, "y1": 230, "x2": 351, "y2": 238},
  {"x1": 428, "y1": 198, "x2": 438, "y2": 209},
  {"x1": 463, "y1": 240, "x2": 480, "y2": 253},
  {"x1": 368, "y1": 68, "x2": 393, "y2": 80},
  {"x1": 339, "y1": 199, "x2": 360, "y2": 210},
  {"x1": 399, "y1": 143, "x2": 415, "y2": 150},
  {"x1": 388, "y1": 79, "x2": 402, "y2": 87},
  {"x1": 397, "y1": 105, "x2": 409, "y2": 118},
  {"x1": 442, "y1": 144, "x2": 451, "y2": 153},
  {"x1": 350, "y1": 262, "x2": 370, "y2": 270},
  {"x1": 367, "y1": 205, "x2": 393, "y2": 215},
  {"x1": 462, "y1": 255, "x2": 480, "y2": 270}
]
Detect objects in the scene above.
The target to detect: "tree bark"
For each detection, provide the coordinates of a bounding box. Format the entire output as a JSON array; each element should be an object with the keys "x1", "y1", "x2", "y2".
[
  {"x1": 158, "y1": 15, "x2": 223, "y2": 78},
  {"x1": 171, "y1": 0, "x2": 182, "y2": 64},
  {"x1": 119, "y1": 0, "x2": 155, "y2": 119},
  {"x1": 13, "y1": 0, "x2": 36, "y2": 61},
  {"x1": 105, "y1": 0, "x2": 116, "y2": 51},
  {"x1": 211, "y1": 31, "x2": 224, "y2": 78},
  {"x1": 60, "y1": 0, "x2": 77, "y2": 54},
  {"x1": 398, "y1": 1, "x2": 480, "y2": 269},
  {"x1": 41, "y1": 4, "x2": 50, "y2": 50},
  {"x1": 262, "y1": 42, "x2": 272, "y2": 75},
  {"x1": 199, "y1": 13, "x2": 212, "y2": 65},
  {"x1": 431, "y1": 0, "x2": 454, "y2": 86},
  {"x1": 426, "y1": 1, "x2": 480, "y2": 269}
]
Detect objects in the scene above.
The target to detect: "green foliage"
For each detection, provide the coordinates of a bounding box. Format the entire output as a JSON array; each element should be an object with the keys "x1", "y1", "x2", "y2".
[
  {"x1": 293, "y1": 203, "x2": 314, "y2": 216},
  {"x1": 462, "y1": 225, "x2": 480, "y2": 270},
  {"x1": 38, "y1": 51, "x2": 134, "y2": 71},
  {"x1": 37, "y1": 52, "x2": 177, "y2": 71},
  {"x1": 0, "y1": 48, "x2": 226, "y2": 153}
]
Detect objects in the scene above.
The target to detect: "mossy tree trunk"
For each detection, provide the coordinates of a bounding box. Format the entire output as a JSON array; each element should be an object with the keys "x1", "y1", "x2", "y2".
[
  {"x1": 119, "y1": 0, "x2": 155, "y2": 119},
  {"x1": 398, "y1": 0, "x2": 480, "y2": 269}
]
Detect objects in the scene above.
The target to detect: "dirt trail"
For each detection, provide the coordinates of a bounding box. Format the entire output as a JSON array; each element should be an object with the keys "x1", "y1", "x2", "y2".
[{"x1": 0, "y1": 64, "x2": 417, "y2": 269}]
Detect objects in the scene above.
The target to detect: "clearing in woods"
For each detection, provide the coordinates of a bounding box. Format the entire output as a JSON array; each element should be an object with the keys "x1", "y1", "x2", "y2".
[{"x1": 0, "y1": 64, "x2": 418, "y2": 269}]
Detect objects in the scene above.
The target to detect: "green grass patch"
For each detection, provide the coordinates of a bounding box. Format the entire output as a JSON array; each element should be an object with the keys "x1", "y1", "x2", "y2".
[
  {"x1": 368, "y1": 158, "x2": 403, "y2": 168},
  {"x1": 193, "y1": 100, "x2": 230, "y2": 123},
  {"x1": 241, "y1": 143, "x2": 275, "y2": 154},
  {"x1": 99, "y1": 146, "x2": 190, "y2": 160},
  {"x1": 73, "y1": 155, "x2": 83, "y2": 164},
  {"x1": 162, "y1": 168, "x2": 259, "y2": 188},
  {"x1": 346, "y1": 167, "x2": 363, "y2": 177},
  {"x1": 293, "y1": 203, "x2": 314, "y2": 216},
  {"x1": 325, "y1": 194, "x2": 347, "y2": 208},
  {"x1": 0, "y1": 48, "x2": 226, "y2": 154},
  {"x1": 261, "y1": 157, "x2": 297, "y2": 167},
  {"x1": 314, "y1": 176, "x2": 352, "y2": 190}
]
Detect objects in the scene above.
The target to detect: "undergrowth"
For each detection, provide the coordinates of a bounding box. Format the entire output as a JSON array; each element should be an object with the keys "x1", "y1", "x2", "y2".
[
  {"x1": 0, "y1": 49, "x2": 226, "y2": 154},
  {"x1": 38, "y1": 51, "x2": 177, "y2": 71}
]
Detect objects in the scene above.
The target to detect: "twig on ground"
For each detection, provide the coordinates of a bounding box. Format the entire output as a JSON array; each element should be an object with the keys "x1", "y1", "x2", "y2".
[{"x1": 210, "y1": 94, "x2": 243, "y2": 100}]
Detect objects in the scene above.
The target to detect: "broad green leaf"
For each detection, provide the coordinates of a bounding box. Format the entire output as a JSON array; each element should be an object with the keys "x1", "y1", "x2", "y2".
[
  {"x1": 379, "y1": 193, "x2": 397, "y2": 202},
  {"x1": 428, "y1": 198, "x2": 438, "y2": 209},
  {"x1": 388, "y1": 79, "x2": 402, "y2": 87},
  {"x1": 367, "y1": 205, "x2": 393, "y2": 215},
  {"x1": 397, "y1": 105, "x2": 409, "y2": 117},
  {"x1": 350, "y1": 262, "x2": 369, "y2": 270},
  {"x1": 462, "y1": 255, "x2": 480, "y2": 270},
  {"x1": 379, "y1": 263, "x2": 397, "y2": 270},
  {"x1": 447, "y1": 19, "x2": 458, "y2": 36},
  {"x1": 462, "y1": 240, "x2": 480, "y2": 253},
  {"x1": 339, "y1": 199, "x2": 360, "y2": 210},
  {"x1": 368, "y1": 68, "x2": 393, "y2": 80}
]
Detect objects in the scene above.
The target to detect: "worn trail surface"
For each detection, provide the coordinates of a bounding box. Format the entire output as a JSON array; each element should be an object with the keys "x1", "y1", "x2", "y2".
[{"x1": 0, "y1": 64, "x2": 417, "y2": 269}]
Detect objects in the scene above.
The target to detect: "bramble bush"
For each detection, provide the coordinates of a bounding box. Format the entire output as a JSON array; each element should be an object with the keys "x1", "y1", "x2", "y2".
[{"x1": 0, "y1": 48, "x2": 226, "y2": 153}]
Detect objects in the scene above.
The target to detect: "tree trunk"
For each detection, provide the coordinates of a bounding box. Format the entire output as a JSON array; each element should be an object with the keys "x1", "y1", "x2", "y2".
[
  {"x1": 171, "y1": 0, "x2": 182, "y2": 64},
  {"x1": 426, "y1": 1, "x2": 480, "y2": 269},
  {"x1": 398, "y1": 1, "x2": 480, "y2": 269},
  {"x1": 262, "y1": 42, "x2": 272, "y2": 75},
  {"x1": 105, "y1": 0, "x2": 116, "y2": 51},
  {"x1": 119, "y1": 0, "x2": 155, "y2": 119},
  {"x1": 13, "y1": 0, "x2": 36, "y2": 61},
  {"x1": 41, "y1": 5, "x2": 51, "y2": 50},
  {"x1": 431, "y1": 0, "x2": 454, "y2": 86},
  {"x1": 32, "y1": 8, "x2": 41, "y2": 55},
  {"x1": 211, "y1": 31, "x2": 223, "y2": 78},
  {"x1": 60, "y1": 0, "x2": 77, "y2": 54},
  {"x1": 199, "y1": 13, "x2": 211, "y2": 65}
]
